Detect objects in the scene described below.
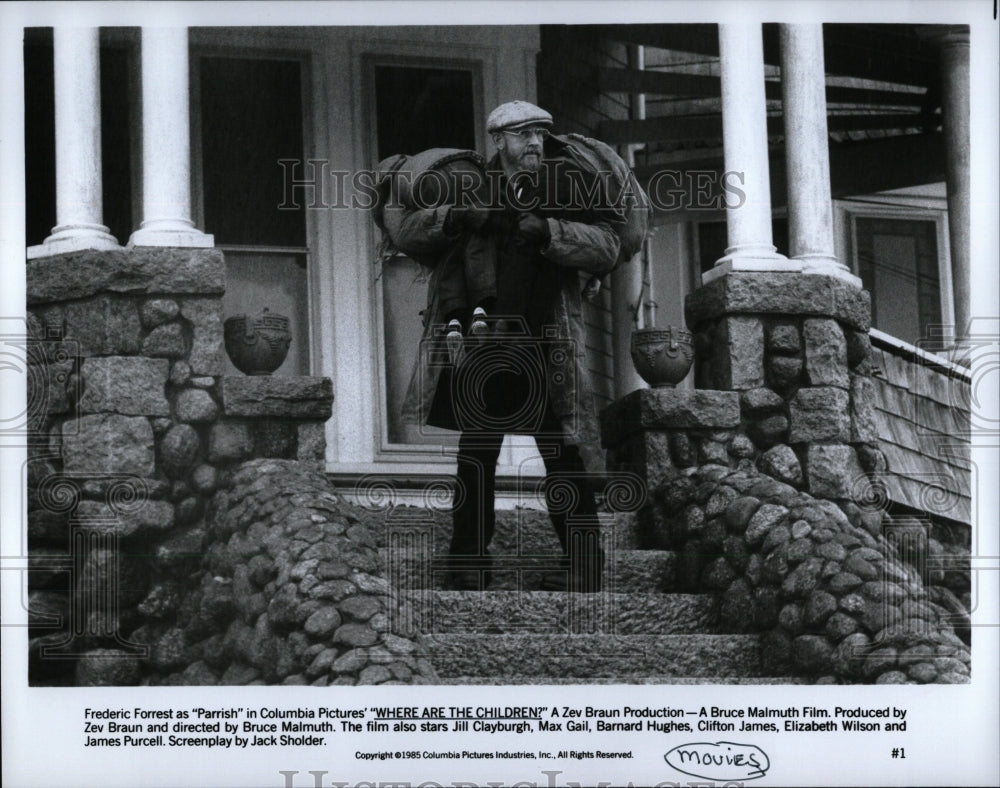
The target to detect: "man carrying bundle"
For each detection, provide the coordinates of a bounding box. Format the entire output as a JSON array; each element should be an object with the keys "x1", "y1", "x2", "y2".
[{"x1": 382, "y1": 100, "x2": 642, "y2": 592}]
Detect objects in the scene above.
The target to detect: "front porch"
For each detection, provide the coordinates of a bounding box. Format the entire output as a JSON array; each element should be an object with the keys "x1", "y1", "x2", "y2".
[{"x1": 22, "y1": 21, "x2": 975, "y2": 688}]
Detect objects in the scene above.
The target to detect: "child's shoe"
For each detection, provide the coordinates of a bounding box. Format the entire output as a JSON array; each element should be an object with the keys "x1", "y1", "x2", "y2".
[
  {"x1": 446, "y1": 319, "x2": 464, "y2": 365},
  {"x1": 469, "y1": 306, "x2": 488, "y2": 338}
]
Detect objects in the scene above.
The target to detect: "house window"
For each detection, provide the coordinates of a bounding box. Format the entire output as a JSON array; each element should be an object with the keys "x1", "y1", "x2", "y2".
[
  {"x1": 369, "y1": 59, "x2": 481, "y2": 446},
  {"x1": 196, "y1": 55, "x2": 310, "y2": 375},
  {"x1": 854, "y1": 217, "x2": 942, "y2": 349},
  {"x1": 373, "y1": 64, "x2": 478, "y2": 156},
  {"x1": 696, "y1": 217, "x2": 790, "y2": 275}
]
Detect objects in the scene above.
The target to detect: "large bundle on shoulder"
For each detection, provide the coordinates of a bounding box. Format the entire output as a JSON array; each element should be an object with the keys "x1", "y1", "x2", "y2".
[
  {"x1": 372, "y1": 138, "x2": 651, "y2": 292},
  {"x1": 550, "y1": 132, "x2": 652, "y2": 268},
  {"x1": 373, "y1": 148, "x2": 487, "y2": 267}
]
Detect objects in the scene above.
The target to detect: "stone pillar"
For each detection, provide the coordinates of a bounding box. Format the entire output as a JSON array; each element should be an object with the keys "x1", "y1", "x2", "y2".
[
  {"x1": 939, "y1": 28, "x2": 970, "y2": 343},
  {"x1": 25, "y1": 245, "x2": 334, "y2": 684},
  {"x1": 685, "y1": 272, "x2": 880, "y2": 502},
  {"x1": 217, "y1": 377, "x2": 333, "y2": 469},
  {"x1": 128, "y1": 28, "x2": 213, "y2": 248},
  {"x1": 779, "y1": 24, "x2": 861, "y2": 287},
  {"x1": 28, "y1": 28, "x2": 120, "y2": 259},
  {"x1": 706, "y1": 24, "x2": 797, "y2": 282}
]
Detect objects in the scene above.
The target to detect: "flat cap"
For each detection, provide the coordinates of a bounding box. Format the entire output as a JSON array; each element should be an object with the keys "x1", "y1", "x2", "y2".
[{"x1": 486, "y1": 100, "x2": 553, "y2": 133}]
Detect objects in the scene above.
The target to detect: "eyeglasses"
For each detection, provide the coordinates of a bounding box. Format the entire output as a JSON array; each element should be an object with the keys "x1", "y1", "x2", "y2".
[{"x1": 501, "y1": 127, "x2": 550, "y2": 141}]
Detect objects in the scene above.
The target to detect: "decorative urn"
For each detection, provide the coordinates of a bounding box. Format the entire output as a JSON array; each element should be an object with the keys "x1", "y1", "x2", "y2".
[
  {"x1": 224, "y1": 308, "x2": 292, "y2": 375},
  {"x1": 630, "y1": 326, "x2": 694, "y2": 388}
]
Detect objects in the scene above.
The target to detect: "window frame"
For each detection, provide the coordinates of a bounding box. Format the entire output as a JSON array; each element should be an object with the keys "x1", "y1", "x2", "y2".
[
  {"x1": 688, "y1": 205, "x2": 789, "y2": 286},
  {"x1": 361, "y1": 51, "x2": 487, "y2": 459},
  {"x1": 834, "y1": 197, "x2": 954, "y2": 348},
  {"x1": 189, "y1": 41, "x2": 317, "y2": 375},
  {"x1": 183, "y1": 26, "x2": 542, "y2": 477}
]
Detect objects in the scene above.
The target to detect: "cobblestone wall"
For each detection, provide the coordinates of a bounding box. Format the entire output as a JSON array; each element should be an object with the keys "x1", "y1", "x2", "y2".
[
  {"x1": 133, "y1": 459, "x2": 436, "y2": 686},
  {"x1": 648, "y1": 462, "x2": 970, "y2": 683}
]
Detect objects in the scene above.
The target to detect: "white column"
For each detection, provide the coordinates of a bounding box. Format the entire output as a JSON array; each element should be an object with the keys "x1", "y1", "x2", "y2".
[
  {"x1": 705, "y1": 24, "x2": 797, "y2": 283},
  {"x1": 780, "y1": 24, "x2": 861, "y2": 287},
  {"x1": 28, "y1": 28, "x2": 120, "y2": 259},
  {"x1": 128, "y1": 27, "x2": 212, "y2": 247},
  {"x1": 939, "y1": 28, "x2": 970, "y2": 342}
]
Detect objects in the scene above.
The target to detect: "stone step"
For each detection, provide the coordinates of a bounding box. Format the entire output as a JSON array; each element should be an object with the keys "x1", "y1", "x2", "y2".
[
  {"x1": 375, "y1": 509, "x2": 642, "y2": 558},
  {"x1": 419, "y1": 633, "x2": 763, "y2": 680},
  {"x1": 389, "y1": 590, "x2": 717, "y2": 636},
  {"x1": 382, "y1": 549, "x2": 678, "y2": 593}
]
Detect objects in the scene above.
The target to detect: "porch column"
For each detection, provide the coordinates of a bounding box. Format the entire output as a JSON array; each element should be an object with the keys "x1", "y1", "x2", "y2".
[
  {"x1": 128, "y1": 27, "x2": 213, "y2": 247},
  {"x1": 779, "y1": 24, "x2": 861, "y2": 287},
  {"x1": 705, "y1": 23, "x2": 797, "y2": 282},
  {"x1": 28, "y1": 28, "x2": 120, "y2": 259},
  {"x1": 939, "y1": 28, "x2": 971, "y2": 342}
]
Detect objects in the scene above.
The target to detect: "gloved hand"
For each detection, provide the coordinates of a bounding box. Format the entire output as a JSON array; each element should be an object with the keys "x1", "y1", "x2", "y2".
[
  {"x1": 447, "y1": 205, "x2": 491, "y2": 234},
  {"x1": 515, "y1": 212, "x2": 550, "y2": 247}
]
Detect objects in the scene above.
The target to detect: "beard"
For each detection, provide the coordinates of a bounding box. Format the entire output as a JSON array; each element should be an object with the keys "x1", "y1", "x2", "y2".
[
  {"x1": 519, "y1": 149, "x2": 543, "y2": 171},
  {"x1": 499, "y1": 145, "x2": 543, "y2": 175}
]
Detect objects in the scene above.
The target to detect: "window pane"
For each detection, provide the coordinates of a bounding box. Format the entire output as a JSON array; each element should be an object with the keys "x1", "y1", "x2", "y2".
[
  {"x1": 374, "y1": 65, "x2": 476, "y2": 158},
  {"x1": 373, "y1": 63, "x2": 477, "y2": 444},
  {"x1": 24, "y1": 32, "x2": 55, "y2": 247},
  {"x1": 381, "y1": 256, "x2": 453, "y2": 444},
  {"x1": 221, "y1": 251, "x2": 309, "y2": 376},
  {"x1": 200, "y1": 57, "x2": 305, "y2": 246},
  {"x1": 855, "y1": 217, "x2": 941, "y2": 348}
]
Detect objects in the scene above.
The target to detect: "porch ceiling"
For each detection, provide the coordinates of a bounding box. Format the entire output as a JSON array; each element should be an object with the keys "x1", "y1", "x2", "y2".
[
  {"x1": 574, "y1": 23, "x2": 951, "y2": 197},
  {"x1": 601, "y1": 23, "x2": 940, "y2": 88}
]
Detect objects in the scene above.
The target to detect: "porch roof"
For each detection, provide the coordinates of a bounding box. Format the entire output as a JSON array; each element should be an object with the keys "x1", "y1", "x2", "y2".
[{"x1": 559, "y1": 23, "x2": 954, "y2": 199}]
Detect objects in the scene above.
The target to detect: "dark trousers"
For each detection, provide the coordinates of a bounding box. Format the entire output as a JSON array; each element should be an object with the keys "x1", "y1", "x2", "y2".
[{"x1": 449, "y1": 401, "x2": 603, "y2": 587}]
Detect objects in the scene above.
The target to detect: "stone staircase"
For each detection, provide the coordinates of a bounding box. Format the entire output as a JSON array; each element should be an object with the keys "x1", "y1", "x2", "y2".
[{"x1": 380, "y1": 508, "x2": 795, "y2": 684}]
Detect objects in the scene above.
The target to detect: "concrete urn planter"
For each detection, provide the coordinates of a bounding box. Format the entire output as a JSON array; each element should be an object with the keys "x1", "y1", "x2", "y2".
[
  {"x1": 224, "y1": 308, "x2": 292, "y2": 375},
  {"x1": 630, "y1": 326, "x2": 694, "y2": 388}
]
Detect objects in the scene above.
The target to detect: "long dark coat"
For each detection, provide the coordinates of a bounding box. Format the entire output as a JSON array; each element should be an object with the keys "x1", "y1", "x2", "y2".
[{"x1": 395, "y1": 142, "x2": 624, "y2": 472}]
